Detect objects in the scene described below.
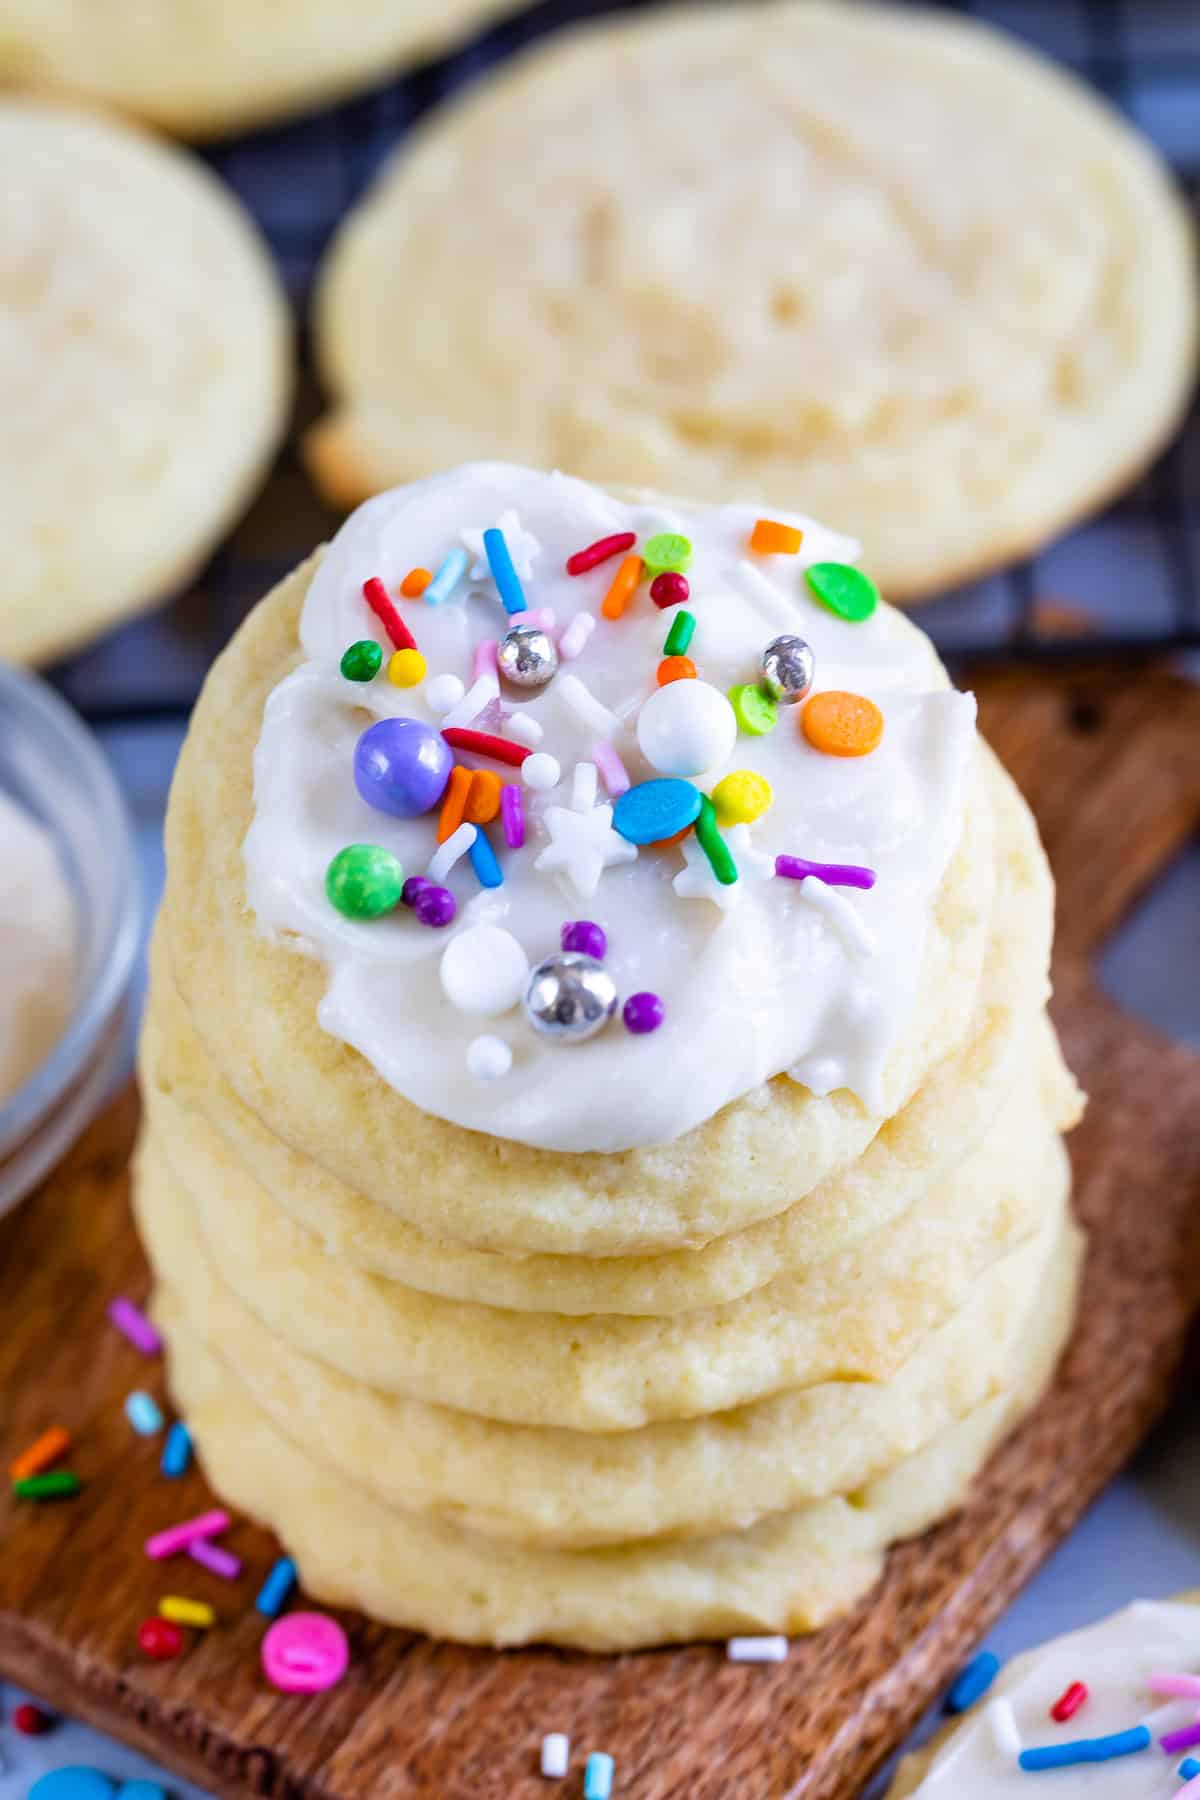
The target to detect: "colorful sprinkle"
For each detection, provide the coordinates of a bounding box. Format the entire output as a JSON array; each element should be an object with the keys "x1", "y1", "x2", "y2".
[
  {"x1": 946, "y1": 1651, "x2": 1001, "y2": 1712},
  {"x1": 10, "y1": 1424, "x2": 72, "y2": 1481},
  {"x1": 484, "y1": 526, "x2": 528, "y2": 615},
  {"x1": 642, "y1": 532, "x2": 692, "y2": 577},
  {"x1": 657, "y1": 655, "x2": 696, "y2": 685},
  {"x1": 712, "y1": 770, "x2": 773, "y2": 826},
  {"x1": 540, "y1": 1732, "x2": 570, "y2": 1778},
  {"x1": 437, "y1": 766, "x2": 473, "y2": 843},
  {"x1": 501, "y1": 783, "x2": 525, "y2": 848},
  {"x1": 27, "y1": 1772, "x2": 114, "y2": 1800},
  {"x1": 187, "y1": 1538, "x2": 241, "y2": 1580},
  {"x1": 464, "y1": 769, "x2": 504, "y2": 825},
  {"x1": 1018, "y1": 1726, "x2": 1150, "y2": 1771},
  {"x1": 1160, "y1": 1721, "x2": 1200, "y2": 1755},
  {"x1": 562, "y1": 920, "x2": 607, "y2": 959},
  {"x1": 802, "y1": 690, "x2": 884, "y2": 758},
  {"x1": 362, "y1": 576, "x2": 417, "y2": 651},
  {"x1": 159, "y1": 1595, "x2": 215, "y2": 1629},
  {"x1": 325, "y1": 844, "x2": 405, "y2": 920},
  {"x1": 160, "y1": 1421, "x2": 192, "y2": 1478},
  {"x1": 469, "y1": 827, "x2": 503, "y2": 889},
  {"x1": 583, "y1": 1752, "x2": 614, "y2": 1800},
  {"x1": 423, "y1": 546, "x2": 470, "y2": 607},
  {"x1": 558, "y1": 672, "x2": 619, "y2": 736},
  {"x1": 413, "y1": 884, "x2": 457, "y2": 928},
  {"x1": 466, "y1": 1035, "x2": 512, "y2": 1081},
  {"x1": 13, "y1": 1702, "x2": 54, "y2": 1735},
  {"x1": 1050, "y1": 1681, "x2": 1088, "y2": 1723},
  {"x1": 387, "y1": 648, "x2": 427, "y2": 687},
  {"x1": 145, "y1": 1509, "x2": 231, "y2": 1561},
  {"x1": 339, "y1": 639, "x2": 382, "y2": 682},
  {"x1": 1149, "y1": 1675, "x2": 1200, "y2": 1699},
  {"x1": 522, "y1": 752, "x2": 561, "y2": 791},
  {"x1": 726, "y1": 1636, "x2": 788, "y2": 1663},
  {"x1": 441, "y1": 673, "x2": 499, "y2": 729},
  {"x1": 256, "y1": 1556, "x2": 299, "y2": 1619},
  {"x1": 426, "y1": 823, "x2": 477, "y2": 884},
  {"x1": 108, "y1": 1296, "x2": 162, "y2": 1357},
  {"x1": 12, "y1": 1470, "x2": 80, "y2": 1500},
  {"x1": 775, "y1": 855, "x2": 876, "y2": 889},
  {"x1": 601, "y1": 553, "x2": 643, "y2": 621},
  {"x1": 728, "y1": 683, "x2": 778, "y2": 737},
  {"x1": 559, "y1": 612, "x2": 597, "y2": 661},
  {"x1": 651, "y1": 571, "x2": 690, "y2": 611},
  {"x1": 566, "y1": 531, "x2": 636, "y2": 576},
  {"x1": 613, "y1": 779, "x2": 702, "y2": 846},
  {"x1": 356, "y1": 717, "x2": 454, "y2": 817},
  {"x1": 623, "y1": 992, "x2": 664, "y2": 1035},
  {"x1": 442, "y1": 727, "x2": 531, "y2": 768},
  {"x1": 138, "y1": 1617, "x2": 185, "y2": 1661},
  {"x1": 592, "y1": 738, "x2": 630, "y2": 797},
  {"x1": 473, "y1": 638, "x2": 499, "y2": 682},
  {"x1": 508, "y1": 607, "x2": 557, "y2": 630},
  {"x1": 1181, "y1": 1759, "x2": 1200, "y2": 1779},
  {"x1": 262, "y1": 1612, "x2": 349, "y2": 1695},
  {"x1": 662, "y1": 609, "x2": 696, "y2": 657},
  {"x1": 750, "y1": 518, "x2": 803, "y2": 556},
  {"x1": 695, "y1": 795, "x2": 738, "y2": 885},
  {"x1": 400, "y1": 567, "x2": 432, "y2": 597},
  {"x1": 805, "y1": 561, "x2": 879, "y2": 623},
  {"x1": 125, "y1": 1391, "x2": 164, "y2": 1436},
  {"x1": 425, "y1": 672, "x2": 466, "y2": 715}
]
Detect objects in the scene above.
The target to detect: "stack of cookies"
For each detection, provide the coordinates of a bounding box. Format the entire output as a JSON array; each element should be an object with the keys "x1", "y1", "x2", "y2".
[{"x1": 135, "y1": 464, "x2": 1083, "y2": 1650}]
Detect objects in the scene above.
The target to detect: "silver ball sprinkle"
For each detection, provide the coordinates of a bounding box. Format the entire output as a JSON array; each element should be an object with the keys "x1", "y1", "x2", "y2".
[
  {"x1": 497, "y1": 624, "x2": 559, "y2": 689},
  {"x1": 523, "y1": 952, "x2": 617, "y2": 1043},
  {"x1": 760, "y1": 634, "x2": 815, "y2": 704}
]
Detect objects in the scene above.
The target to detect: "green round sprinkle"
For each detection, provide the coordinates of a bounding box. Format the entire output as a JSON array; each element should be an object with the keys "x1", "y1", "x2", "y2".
[
  {"x1": 695, "y1": 796, "x2": 738, "y2": 885},
  {"x1": 728, "y1": 683, "x2": 779, "y2": 737},
  {"x1": 325, "y1": 844, "x2": 405, "y2": 920},
  {"x1": 13, "y1": 1470, "x2": 81, "y2": 1500},
  {"x1": 662, "y1": 609, "x2": 696, "y2": 658},
  {"x1": 804, "y1": 561, "x2": 879, "y2": 623},
  {"x1": 642, "y1": 532, "x2": 693, "y2": 577},
  {"x1": 340, "y1": 639, "x2": 383, "y2": 682}
]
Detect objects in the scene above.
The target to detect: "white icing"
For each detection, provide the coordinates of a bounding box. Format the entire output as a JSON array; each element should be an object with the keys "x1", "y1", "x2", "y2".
[
  {"x1": 0, "y1": 791, "x2": 75, "y2": 1105},
  {"x1": 907, "y1": 1601, "x2": 1200, "y2": 1794},
  {"x1": 244, "y1": 464, "x2": 976, "y2": 1153}
]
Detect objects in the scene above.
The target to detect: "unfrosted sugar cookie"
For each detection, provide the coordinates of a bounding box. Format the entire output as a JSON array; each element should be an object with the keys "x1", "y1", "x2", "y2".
[
  {"x1": 0, "y1": 98, "x2": 291, "y2": 664},
  {"x1": 308, "y1": 2, "x2": 1197, "y2": 600},
  {"x1": 0, "y1": 0, "x2": 523, "y2": 138}
]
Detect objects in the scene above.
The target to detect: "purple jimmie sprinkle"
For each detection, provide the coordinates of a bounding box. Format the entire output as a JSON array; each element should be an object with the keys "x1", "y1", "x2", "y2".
[
  {"x1": 775, "y1": 856, "x2": 876, "y2": 890},
  {"x1": 1160, "y1": 1721, "x2": 1200, "y2": 1755}
]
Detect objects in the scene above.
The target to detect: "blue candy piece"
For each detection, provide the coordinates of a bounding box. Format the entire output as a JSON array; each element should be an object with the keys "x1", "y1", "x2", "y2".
[
  {"x1": 946, "y1": 1650, "x2": 1000, "y2": 1712},
  {"x1": 256, "y1": 1555, "x2": 298, "y2": 1619},
  {"x1": 613, "y1": 778, "x2": 702, "y2": 846},
  {"x1": 28, "y1": 1770, "x2": 117, "y2": 1800},
  {"x1": 1018, "y1": 1725, "x2": 1150, "y2": 1771},
  {"x1": 118, "y1": 1785, "x2": 169, "y2": 1799},
  {"x1": 354, "y1": 718, "x2": 453, "y2": 820},
  {"x1": 468, "y1": 827, "x2": 503, "y2": 889},
  {"x1": 160, "y1": 1420, "x2": 192, "y2": 1478}
]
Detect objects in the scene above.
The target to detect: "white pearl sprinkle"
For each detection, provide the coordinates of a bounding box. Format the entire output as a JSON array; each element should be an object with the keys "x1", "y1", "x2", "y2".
[
  {"x1": 440, "y1": 925, "x2": 530, "y2": 1017},
  {"x1": 726, "y1": 1636, "x2": 788, "y2": 1663},
  {"x1": 540, "y1": 1732, "x2": 570, "y2": 1778},
  {"x1": 424, "y1": 673, "x2": 466, "y2": 716},
  {"x1": 523, "y1": 751, "x2": 561, "y2": 791},
  {"x1": 466, "y1": 1034, "x2": 513, "y2": 1081}
]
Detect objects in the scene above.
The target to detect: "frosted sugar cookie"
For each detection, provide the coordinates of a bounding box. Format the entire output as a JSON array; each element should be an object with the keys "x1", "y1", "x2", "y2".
[
  {"x1": 308, "y1": 3, "x2": 1197, "y2": 599},
  {"x1": 0, "y1": 0, "x2": 523, "y2": 139},
  {"x1": 0, "y1": 99, "x2": 290, "y2": 664}
]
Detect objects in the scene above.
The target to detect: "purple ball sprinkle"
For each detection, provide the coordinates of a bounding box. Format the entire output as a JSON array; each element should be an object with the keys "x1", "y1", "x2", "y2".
[
  {"x1": 561, "y1": 919, "x2": 607, "y2": 960},
  {"x1": 354, "y1": 716, "x2": 453, "y2": 820},
  {"x1": 401, "y1": 876, "x2": 431, "y2": 908},
  {"x1": 414, "y1": 884, "x2": 457, "y2": 928},
  {"x1": 775, "y1": 855, "x2": 876, "y2": 891},
  {"x1": 623, "y1": 991, "x2": 665, "y2": 1035}
]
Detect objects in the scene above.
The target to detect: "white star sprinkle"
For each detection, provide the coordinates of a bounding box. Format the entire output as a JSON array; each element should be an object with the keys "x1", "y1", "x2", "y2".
[
  {"x1": 673, "y1": 824, "x2": 774, "y2": 910},
  {"x1": 535, "y1": 802, "x2": 637, "y2": 898},
  {"x1": 462, "y1": 511, "x2": 541, "y2": 583}
]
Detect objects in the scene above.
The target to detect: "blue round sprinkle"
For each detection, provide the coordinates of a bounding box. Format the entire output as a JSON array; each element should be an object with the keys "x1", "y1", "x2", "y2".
[
  {"x1": 613, "y1": 778, "x2": 702, "y2": 846},
  {"x1": 29, "y1": 1770, "x2": 117, "y2": 1800}
]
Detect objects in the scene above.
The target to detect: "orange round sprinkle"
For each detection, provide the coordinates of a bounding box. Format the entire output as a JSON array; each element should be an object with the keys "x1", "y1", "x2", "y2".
[
  {"x1": 601, "y1": 553, "x2": 643, "y2": 621},
  {"x1": 464, "y1": 769, "x2": 503, "y2": 825},
  {"x1": 400, "y1": 568, "x2": 433, "y2": 598},
  {"x1": 436, "y1": 765, "x2": 472, "y2": 842},
  {"x1": 648, "y1": 824, "x2": 693, "y2": 849},
  {"x1": 750, "y1": 518, "x2": 803, "y2": 556},
  {"x1": 801, "y1": 690, "x2": 884, "y2": 758},
  {"x1": 656, "y1": 655, "x2": 697, "y2": 686}
]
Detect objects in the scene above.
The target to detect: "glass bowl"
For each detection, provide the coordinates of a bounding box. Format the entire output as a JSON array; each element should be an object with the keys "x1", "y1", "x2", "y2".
[{"x1": 0, "y1": 662, "x2": 140, "y2": 1218}]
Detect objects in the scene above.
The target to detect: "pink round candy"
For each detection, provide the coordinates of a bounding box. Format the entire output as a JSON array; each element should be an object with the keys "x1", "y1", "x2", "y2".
[{"x1": 262, "y1": 1611, "x2": 349, "y2": 1694}]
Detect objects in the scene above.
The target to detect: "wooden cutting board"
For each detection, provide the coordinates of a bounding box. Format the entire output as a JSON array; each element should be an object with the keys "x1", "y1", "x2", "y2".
[{"x1": 2, "y1": 662, "x2": 1199, "y2": 1800}]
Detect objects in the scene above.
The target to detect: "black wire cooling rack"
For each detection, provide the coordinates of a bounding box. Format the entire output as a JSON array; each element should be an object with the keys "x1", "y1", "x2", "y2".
[{"x1": 49, "y1": 0, "x2": 1200, "y2": 726}]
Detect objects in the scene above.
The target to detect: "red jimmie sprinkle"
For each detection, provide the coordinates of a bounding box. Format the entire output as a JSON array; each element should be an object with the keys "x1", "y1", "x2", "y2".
[
  {"x1": 441, "y1": 728, "x2": 531, "y2": 768},
  {"x1": 566, "y1": 531, "x2": 637, "y2": 577},
  {"x1": 1050, "y1": 1681, "x2": 1088, "y2": 1723},
  {"x1": 363, "y1": 576, "x2": 417, "y2": 652},
  {"x1": 13, "y1": 1702, "x2": 54, "y2": 1736}
]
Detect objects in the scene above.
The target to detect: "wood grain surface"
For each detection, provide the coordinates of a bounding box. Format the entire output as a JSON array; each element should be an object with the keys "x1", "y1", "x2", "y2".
[{"x1": 1, "y1": 662, "x2": 1199, "y2": 1800}]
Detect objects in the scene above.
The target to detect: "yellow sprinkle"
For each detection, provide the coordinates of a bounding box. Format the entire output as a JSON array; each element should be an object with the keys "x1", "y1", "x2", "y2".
[
  {"x1": 712, "y1": 769, "x2": 773, "y2": 826},
  {"x1": 387, "y1": 648, "x2": 427, "y2": 687},
  {"x1": 159, "y1": 1596, "x2": 215, "y2": 1629}
]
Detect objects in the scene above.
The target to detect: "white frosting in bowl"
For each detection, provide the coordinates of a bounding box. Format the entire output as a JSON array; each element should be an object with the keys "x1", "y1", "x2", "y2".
[{"x1": 243, "y1": 464, "x2": 976, "y2": 1152}]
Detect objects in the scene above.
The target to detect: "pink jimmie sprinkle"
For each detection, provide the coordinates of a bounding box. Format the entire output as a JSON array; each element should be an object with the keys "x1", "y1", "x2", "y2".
[
  {"x1": 508, "y1": 608, "x2": 557, "y2": 631},
  {"x1": 188, "y1": 1538, "x2": 242, "y2": 1581},
  {"x1": 775, "y1": 856, "x2": 876, "y2": 891},
  {"x1": 107, "y1": 1296, "x2": 161, "y2": 1357},
  {"x1": 145, "y1": 1509, "x2": 231, "y2": 1561},
  {"x1": 559, "y1": 613, "x2": 596, "y2": 662},
  {"x1": 592, "y1": 739, "x2": 630, "y2": 798},
  {"x1": 1149, "y1": 1675, "x2": 1200, "y2": 1699},
  {"x1": 501, "y1": 783, "x2": 525, "y2": 849},
  {"x1": 473, "y1": 639, "x2": 499, "y2": 681},
  {"x1": 1160, "y1": 1721, "x2": 1200, "y2": 1755},
  {"x1": 1180, "y1": 1776, "x2": 1200, "y2": 1800}
]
